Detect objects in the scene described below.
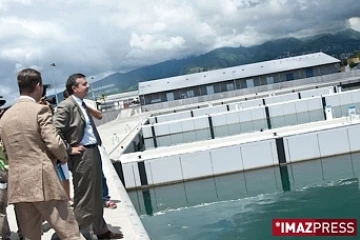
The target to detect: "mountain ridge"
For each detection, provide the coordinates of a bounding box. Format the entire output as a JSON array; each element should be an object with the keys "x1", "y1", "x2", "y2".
[{"x1": 90, "y1": 28, "x2": 360, "y2": 98}]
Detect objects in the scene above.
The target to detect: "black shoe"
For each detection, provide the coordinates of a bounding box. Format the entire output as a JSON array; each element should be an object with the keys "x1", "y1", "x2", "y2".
[{"x1": 97, "y1": 231, "x2": 124, "y2": 239}]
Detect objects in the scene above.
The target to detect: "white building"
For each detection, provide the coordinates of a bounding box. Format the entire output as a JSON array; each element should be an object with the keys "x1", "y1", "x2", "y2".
[{"x1": 138, "y1": 52, "x2": 341, "y2": 107}]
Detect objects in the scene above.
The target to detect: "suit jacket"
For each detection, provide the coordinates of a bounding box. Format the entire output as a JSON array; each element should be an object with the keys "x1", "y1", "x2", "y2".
[
  {"x1": 53, "y1": 96, "x2": 102, "y2": 172},
  {"x1": 53, "y1": 97, "x2": 86, "y2": 154},
  {"x1": 0, "y1": 98, "x2": 68, "y2": 203},
  {"x1": 53, "y1": 97, "x2": 101, "y2": 150}
]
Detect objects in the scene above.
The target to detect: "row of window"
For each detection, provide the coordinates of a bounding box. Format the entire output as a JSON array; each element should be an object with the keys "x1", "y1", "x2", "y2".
[{"x1": 142, "y1": 64, "x2": 339, "y2": 105}]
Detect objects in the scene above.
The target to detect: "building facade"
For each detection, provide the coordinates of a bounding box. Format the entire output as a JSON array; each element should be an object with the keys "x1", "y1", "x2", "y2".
[{"x1": 138, "y1": 53, "x2": 341, "y2": 106}]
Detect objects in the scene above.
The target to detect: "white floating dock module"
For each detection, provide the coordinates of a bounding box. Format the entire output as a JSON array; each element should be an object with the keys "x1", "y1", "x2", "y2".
[{"x1": 119, "y1": 116, "x2": 360, "y2": 190}]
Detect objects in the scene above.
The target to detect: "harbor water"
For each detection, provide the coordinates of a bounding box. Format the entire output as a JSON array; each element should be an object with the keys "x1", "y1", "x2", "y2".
[{"x1": 128, "y1": 153, "x2": 360, "y2": 240}]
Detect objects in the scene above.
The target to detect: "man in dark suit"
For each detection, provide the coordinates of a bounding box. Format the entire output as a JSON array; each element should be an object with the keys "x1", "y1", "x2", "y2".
[
  {"x1": 0, "y1": 68, "x2": 84, "y2": 239},
  {"x1": 53, "y1": 73, "x2": 123, "y2": 239}
]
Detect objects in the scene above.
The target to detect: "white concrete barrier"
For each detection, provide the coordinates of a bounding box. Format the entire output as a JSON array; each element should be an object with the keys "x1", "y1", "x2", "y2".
[
  {"x1": 143, "y1": 89, "x2": 360, "y2": 149},
  {"x1": 119, "y1": 117, "x2": 360, "y2": 190},
  {"x1": 149, "y1": 86, "x2": 335, "y2": 124}
]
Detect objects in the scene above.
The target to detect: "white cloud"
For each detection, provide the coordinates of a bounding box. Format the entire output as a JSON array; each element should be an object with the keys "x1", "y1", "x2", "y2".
[
  {"x1": 3, "y1": 0, "x2": 33, "y2": 5},
  {"x1": 349, "y1": 17, "x2": 360, "y2": 31},
  {"x1": 129, "y1": 33, "x2": 186, "y2": 50},
  {"x1": 0, "y1": 17, "x2": 69, "y2": 42},
  {"x1": 0, "y1": 47, "x2": 44, "y2": 62},
  {"x1": 0, "y1": 0, "x2": 359, "y2": 105}
]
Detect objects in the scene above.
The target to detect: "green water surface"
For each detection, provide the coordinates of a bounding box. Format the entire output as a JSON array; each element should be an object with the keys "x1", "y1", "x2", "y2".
[{"x1": 128, "y1": 153, "x2": 360, "y2": 240}]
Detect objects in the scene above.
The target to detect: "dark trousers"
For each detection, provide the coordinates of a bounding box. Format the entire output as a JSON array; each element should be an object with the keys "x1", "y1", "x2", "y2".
[{"x1": 69, "y1": 146, "x2": 108, "y2": 235}]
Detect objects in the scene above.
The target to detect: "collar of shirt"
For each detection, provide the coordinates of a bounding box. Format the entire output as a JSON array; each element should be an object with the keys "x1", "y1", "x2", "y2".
[
  {"x1": 71, "y1": 95, "x2": 84, "y2": 106},
  {"x1": 19, "y1": 96, "x2": 36, "y2": 102}
]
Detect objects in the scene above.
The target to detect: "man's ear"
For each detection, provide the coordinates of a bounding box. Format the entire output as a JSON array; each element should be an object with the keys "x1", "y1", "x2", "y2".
[{"x1": 37, "y1": 83, "x2": 44, "y2": 96}]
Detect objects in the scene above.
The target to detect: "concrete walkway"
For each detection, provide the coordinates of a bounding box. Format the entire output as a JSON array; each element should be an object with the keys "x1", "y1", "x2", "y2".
[{"x1": 6, "y1": 107, "x2": 151, "y2": 240}]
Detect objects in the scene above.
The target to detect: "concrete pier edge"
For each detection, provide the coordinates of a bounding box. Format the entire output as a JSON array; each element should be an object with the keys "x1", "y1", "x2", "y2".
[{"x1": 100, "y1": 145, "x2": 151, "y2": 240}]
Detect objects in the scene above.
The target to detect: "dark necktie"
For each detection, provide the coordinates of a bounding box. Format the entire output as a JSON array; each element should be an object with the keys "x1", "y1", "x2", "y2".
[{"x1": 82, "y1": 101, "x2": 102, "y2": 146}]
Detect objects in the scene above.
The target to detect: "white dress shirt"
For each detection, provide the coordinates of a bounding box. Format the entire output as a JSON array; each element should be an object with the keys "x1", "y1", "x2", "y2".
[
  {"x1": 71, "y1": 95, "x2": 97, "y2": 146},
  {"x1": 19, "y1": 96, "x2": 36, "y2": 102}
]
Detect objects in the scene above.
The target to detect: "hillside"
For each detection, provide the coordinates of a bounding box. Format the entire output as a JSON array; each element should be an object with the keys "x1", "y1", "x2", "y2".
[{"x1": 90, "y1": 28, "x2": 360, "y2": 98}]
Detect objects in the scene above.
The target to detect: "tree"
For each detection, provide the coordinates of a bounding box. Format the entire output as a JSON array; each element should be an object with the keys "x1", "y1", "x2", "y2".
[
  {"x1": 342, "y1": 59, "x2": 348, "y2": 66},
  {"x1": 349, "y1": 61, "x2": 358, "y2": 69}
]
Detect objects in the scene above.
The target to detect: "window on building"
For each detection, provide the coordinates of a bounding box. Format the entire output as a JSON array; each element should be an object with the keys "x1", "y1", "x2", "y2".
[
  {"x1": 305, "y1": 68, "x2": 314, "y2": 78},
  {"x1": 266, "y1": 76, "x2": 274, "y2": 84},
  {"x1": 166, "y1": 92, "x2": 174, "y2": 101},
  {"x1": 286, "y1": 73, "x2": 294, "y2": 81},
  {"x1": 214, "y1": 84, "x2": 222, "y2": 93},
  {"x1": 149, "y1": 94, "x2": 162, "y2": 103},
  {"x1": 226, "y1": 83, "x2": 234, "y2": 91},
  {"x1": 206, "y1": 85, "x2": 215, "y2": 95},
  {"x1": 199, "y1": 86, "x2": 207, "y2": 95},
  {"x1": 186, "y1": 90, "x2": 195, "y2": 98},
  {"x1": 150, "y1": 99, "x2": 162, "y2": 103},
  {"x1": 246, "y1": 79, "x2": 254, "y2": 88},
  {"x1": 240, "y1": 80, "x2": 247, "y2": 88},
  {"x1": 260, "y1": 78, "x2": 267, "y2": 85}
]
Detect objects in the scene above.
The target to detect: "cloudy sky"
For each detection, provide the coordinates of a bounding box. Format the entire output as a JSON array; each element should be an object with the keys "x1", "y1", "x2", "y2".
[{"x1": 1, "y1": 0, "x2": 360, "y2": 105}]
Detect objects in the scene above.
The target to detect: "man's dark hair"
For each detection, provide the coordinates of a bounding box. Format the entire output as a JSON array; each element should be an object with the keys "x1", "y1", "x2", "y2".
[
  {"x1": 17, "y1": 68, "x2": 43, "y2": 94},
  {"x1": 66, "y1": 73, "x2": 86, "y2": 95},
  {"x1": 63, "y1": 89, "x2": 69, "y2": 99}
]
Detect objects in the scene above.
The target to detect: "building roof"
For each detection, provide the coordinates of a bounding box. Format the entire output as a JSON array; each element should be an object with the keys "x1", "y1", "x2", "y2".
[
  {"x1": 105, "y1": 90, "x2": 139, "y2": 100},
  {"x1": 138, "y1": 52, "x2": 340, "y2": 95}
]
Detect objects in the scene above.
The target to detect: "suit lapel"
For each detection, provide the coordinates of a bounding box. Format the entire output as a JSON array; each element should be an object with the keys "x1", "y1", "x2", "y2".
[{"x1": 69, "y1": 97, "x2": 85, "y2": 122}]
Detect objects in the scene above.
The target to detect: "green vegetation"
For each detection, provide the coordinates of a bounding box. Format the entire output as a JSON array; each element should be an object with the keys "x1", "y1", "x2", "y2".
[
  {"x1": 91, "y1": 29, "x2": 360, "y2": 96},
  {"x1": 349, "y1": 61, "x2": 358, "y2": 68}
]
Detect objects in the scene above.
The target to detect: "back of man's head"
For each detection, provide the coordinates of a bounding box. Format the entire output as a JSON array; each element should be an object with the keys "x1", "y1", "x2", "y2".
[
  {"x1": 62, "y1": 90, "x2": 69, "y2": 99},
  {"x1": 17, "y1": 68, "x2": 43, "y2": 95}
]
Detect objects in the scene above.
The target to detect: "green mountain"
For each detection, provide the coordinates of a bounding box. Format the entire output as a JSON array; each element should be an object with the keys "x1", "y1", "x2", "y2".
[{"x1": 91, "y1": 29, "x2": 360, "y2": 97}]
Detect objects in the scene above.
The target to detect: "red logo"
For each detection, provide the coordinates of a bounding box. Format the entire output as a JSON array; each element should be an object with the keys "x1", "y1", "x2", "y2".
[{"x1": 272, "y1": 219, "x2": 357, "y2": 236}]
